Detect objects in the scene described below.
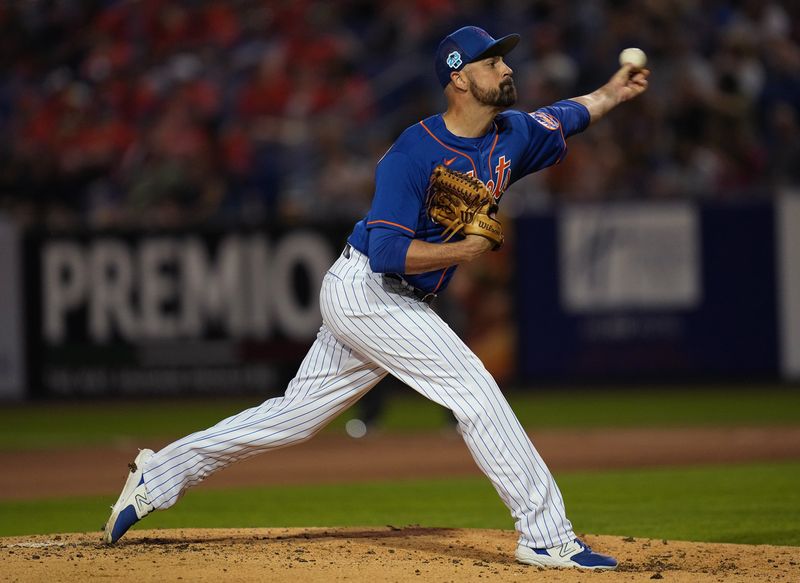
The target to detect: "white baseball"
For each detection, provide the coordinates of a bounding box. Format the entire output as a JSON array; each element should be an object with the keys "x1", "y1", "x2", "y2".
[{"x1": 619, "y1": 47, "x2": 647, "y2": 68}]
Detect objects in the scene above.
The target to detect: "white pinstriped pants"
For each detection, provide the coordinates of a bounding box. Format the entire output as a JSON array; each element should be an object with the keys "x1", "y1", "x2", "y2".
[{"x1": 142, "y1": 247, "x2": 575, "y2": 549}]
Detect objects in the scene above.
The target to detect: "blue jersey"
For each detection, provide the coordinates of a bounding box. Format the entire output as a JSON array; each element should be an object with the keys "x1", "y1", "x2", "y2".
[{"x1": 347, "y1": 99, "x2": 590, "y2": 294}]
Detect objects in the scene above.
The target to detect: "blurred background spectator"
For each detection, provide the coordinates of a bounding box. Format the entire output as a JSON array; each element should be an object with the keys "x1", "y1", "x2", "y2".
[{"x1": 1, "y1": 0, "x2": 798, "y2": 231}]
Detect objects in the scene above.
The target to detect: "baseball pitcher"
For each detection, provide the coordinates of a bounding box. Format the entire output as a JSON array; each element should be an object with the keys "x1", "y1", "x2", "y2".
[{"x1": 104, "y1": 25, "x2": 649, "y2": 570}]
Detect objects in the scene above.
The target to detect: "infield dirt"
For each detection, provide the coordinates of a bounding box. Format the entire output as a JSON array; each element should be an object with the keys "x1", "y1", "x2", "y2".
[{"x1": 2, "y1": 527, "x2": 798, "y2": 582}]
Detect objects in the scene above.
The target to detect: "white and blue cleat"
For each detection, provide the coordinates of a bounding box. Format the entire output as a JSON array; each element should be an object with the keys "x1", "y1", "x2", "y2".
[
  {"x1": 515, "y1": 538, "x2": 618, "y2": 570},
  {"x1": 103, "y1": 449, "x2": 155, "y2": 544}
]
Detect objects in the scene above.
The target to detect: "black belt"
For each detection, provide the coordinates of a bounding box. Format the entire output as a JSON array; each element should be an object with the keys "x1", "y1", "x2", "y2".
[
  {"x1": 384, "y1": 273, "x2": 437, "y2": 305},
  {"x1": 343, "y1": 244, "x2": 436, "y2": 305}
]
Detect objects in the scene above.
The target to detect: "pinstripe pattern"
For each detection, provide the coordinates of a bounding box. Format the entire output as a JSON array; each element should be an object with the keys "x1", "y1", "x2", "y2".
[
  {"x1": 323, "y1": 248, "x2": 574, "y2": 548},
  {"x1": 140, "y1": 247, "x2": 574, "y2": 549},
  {"x1": 144, "y1": 320, "x2": 387, "y2": 509}
]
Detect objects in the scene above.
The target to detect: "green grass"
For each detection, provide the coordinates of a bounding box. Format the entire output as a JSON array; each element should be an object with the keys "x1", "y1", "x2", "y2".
[
  {"x1": 0, "y1": 398, "x2": 259, "y2": 450},
  {"x1": 389, "y1": 386, "x2": 800, "y2": 429},
  {"x1": 2, "y1": 462, "x2": 798, "y2": 546},
  {"x1": 1, "y1": 386, "x2": 799, "y2": 450}
]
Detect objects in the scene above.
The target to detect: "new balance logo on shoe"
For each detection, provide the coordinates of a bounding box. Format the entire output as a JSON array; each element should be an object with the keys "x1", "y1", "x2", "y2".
[
  {"x1": 558, "y1": 543, "x2": 574, "y2": 558},
  {"x1": 135, "y1": 493, "x2": 150, "y2": 512},
  {"x1": 103, "y1": 449, "x2": 156, "y2": 544}
]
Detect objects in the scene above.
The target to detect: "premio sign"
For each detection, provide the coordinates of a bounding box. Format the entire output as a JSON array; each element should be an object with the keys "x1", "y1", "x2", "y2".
[{"x1": 25, "y1": 227, "x2": 344, "y2": 396}]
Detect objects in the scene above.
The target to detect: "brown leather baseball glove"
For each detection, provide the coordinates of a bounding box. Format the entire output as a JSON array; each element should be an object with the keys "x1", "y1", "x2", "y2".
[{"x1": 426, "y1": 165, "x2": 504, "y2": 250}]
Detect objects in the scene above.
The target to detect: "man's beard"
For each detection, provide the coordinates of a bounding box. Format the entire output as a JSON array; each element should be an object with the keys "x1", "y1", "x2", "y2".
[{"x1": 468, "y1": 77, "x2": 517, "y2": 107}]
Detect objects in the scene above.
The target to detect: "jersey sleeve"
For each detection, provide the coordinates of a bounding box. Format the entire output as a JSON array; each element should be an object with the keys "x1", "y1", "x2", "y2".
[
  {"x1": 514, "y1": 99, "x2": 591, "y2": 177},
  {"x1": 367, "y1": 226, "x2": 413, "y2": 273},
  {"x1": 365, "y1": 151, "x2": 428, "y2": 236}
]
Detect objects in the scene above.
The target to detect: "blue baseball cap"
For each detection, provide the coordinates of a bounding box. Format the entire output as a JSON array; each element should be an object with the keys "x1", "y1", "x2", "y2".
[{"x1": 435, "y1": 26, "x2": 520, "y2": 88}]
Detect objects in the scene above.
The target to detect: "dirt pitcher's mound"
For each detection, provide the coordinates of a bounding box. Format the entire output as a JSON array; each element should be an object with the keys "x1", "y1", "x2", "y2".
[{"x1": 2, "y1": 527, "x2": 798, "y2": 582}]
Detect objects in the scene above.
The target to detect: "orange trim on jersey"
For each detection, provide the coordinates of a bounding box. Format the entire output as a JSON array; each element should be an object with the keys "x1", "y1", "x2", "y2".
[
  {"x1": 419, "y1": 120, "x2": 478, "y2": 175},
  {"x1": 487, "y1": 128, "x2": 499, "y2": 184},
  {"x1": 432, "y1": 266, "x2": 450, "y2": 293},
  {"x1": 554, "y1": 123, "x2": 568, "y2": 164},
  {"x1": 367, "y1": 219, "x2": 415, "y2": 234}
]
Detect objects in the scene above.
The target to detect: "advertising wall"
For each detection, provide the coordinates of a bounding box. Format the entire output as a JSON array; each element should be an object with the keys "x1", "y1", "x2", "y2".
[
  {"x1": 515, "y1": 201, "x2": 780, "y2": 381},
  {"x1": 9, "y1": 198, "x2": 799, "y2": 398},
  {"x1": 24, "y1": 227, "x2": 348, "y2": 396}
]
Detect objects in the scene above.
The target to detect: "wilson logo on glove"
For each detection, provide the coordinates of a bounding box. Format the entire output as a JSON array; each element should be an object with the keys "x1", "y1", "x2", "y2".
[{"x1": 426, "y1": 165, "x2": 504, "y2": 250}]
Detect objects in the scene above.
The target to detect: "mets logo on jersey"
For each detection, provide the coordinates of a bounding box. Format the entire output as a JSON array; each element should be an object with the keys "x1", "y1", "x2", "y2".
[
  {"x1": 530, "y1": 111, "x2": 560, "y2": 131},
  {"x1": 447, "y1": 51, "x2": 463, "y2": 69}
]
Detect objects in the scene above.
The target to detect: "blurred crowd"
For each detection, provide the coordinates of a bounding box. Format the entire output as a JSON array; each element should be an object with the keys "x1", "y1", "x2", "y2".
[{"x1": 1, "y1": 0, "x2": 799, "y2": 230}]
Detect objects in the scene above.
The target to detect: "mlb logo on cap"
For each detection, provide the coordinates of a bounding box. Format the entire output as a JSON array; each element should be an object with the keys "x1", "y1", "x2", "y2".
[{"x1": 435, "y1": 26, "x2": 520, "y2": 87}]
